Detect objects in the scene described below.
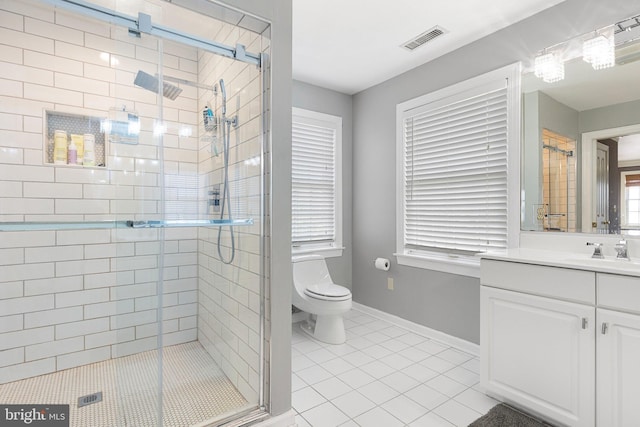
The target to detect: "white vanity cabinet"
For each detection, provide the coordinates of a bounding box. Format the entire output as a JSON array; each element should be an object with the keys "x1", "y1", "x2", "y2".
[
  {"x1": 597, "y1": 274, "x2": 640, "y2": 427},
  {"x1": 480, "y1": 260, "x2": 596, "y2": 427},
  {"x1": 481, "y1": 259, "x2": 640, "y2": 427}
]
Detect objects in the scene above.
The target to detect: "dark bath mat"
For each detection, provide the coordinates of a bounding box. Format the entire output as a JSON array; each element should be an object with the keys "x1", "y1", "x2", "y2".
[{"x1": 468, "y1": 403, "x2": 556, "y2": 427}]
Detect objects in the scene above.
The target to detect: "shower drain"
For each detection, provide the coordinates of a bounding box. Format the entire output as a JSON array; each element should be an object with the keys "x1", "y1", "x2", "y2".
[{"x1": 78, "y1": 392, "x2": 103, "y2": 408}]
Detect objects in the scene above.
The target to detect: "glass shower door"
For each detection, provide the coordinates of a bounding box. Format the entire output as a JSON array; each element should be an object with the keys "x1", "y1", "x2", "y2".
[{"x1": 0, "y1": 0, "x2": 268, "y2": 425}]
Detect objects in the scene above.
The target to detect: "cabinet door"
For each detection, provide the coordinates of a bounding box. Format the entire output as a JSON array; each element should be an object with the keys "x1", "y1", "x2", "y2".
[
  {"x1": 481, "y1": 286, "x2": 595, "y2": 427},
  {"x1": 597, "y1": 308, "x2": 640, "y2": 427}
]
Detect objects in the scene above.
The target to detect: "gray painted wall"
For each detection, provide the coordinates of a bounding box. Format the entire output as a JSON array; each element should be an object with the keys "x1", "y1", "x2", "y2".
[
  {"x1": 292, "y1": 80, "x2": 354, "y2": 287},
  {"x1": 351, "y1": 0, "x2": 639, "y2": 344},
  {"x1": 224, "y1": 0, "x2": 293, "y2": 416}
]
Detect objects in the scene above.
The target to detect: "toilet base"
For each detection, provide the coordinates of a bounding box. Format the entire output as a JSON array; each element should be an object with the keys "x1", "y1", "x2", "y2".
[{"x1": 300, "y1": 314, "x2": 346, "y2": 345}]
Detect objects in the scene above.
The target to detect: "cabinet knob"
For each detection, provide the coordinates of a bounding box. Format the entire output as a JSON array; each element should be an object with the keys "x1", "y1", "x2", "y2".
[
  {"x1": 582, "y1": 318, "x2": 589, "y2": 329},
  {"x1": 601, "y1": 322, "x2": 609, "y2": 335}
]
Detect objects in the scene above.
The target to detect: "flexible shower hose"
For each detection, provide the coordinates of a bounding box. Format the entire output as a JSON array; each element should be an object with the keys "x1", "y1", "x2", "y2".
[{"x1": 217, "y1": 117, "x2": 235, "y2": 264}]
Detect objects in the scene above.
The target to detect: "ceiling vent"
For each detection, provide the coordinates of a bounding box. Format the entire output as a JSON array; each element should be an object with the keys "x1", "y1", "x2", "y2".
[{"x1": 402, "y1": 26, "x2": 447, "y2": 51}]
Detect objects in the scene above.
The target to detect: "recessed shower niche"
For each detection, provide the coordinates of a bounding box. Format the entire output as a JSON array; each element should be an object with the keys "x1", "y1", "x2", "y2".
[{"x1": 44, "y1": 110, "x2": 107, "y2": 167}]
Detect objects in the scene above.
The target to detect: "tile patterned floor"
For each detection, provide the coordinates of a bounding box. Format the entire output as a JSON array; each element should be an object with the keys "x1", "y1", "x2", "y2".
[
  {"x1": 0, "y1": 342, "x2": 250, "y2": 427},
  {"x1": 292, "y1": 309, "x2": 499, "y2": 427}
]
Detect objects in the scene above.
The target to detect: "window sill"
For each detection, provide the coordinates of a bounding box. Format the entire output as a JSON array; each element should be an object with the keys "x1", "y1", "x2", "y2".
[
  {"x1": 394, "y1": 252, "x2": 480, "y2": 278},
  {"x1": 292, "y1": 246, "x2": 345, "y2": 258}
]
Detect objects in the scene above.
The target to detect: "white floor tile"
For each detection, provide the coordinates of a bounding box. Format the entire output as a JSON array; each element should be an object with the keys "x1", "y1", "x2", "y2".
[
  {"x1": 379, "y1": 339, "x2": 411, "y2": 352},
  {"x1": 432, "y1": 399, "x2": 482, "y2": 427},
  {"x1": 337, "y1": 368, "x2": 376, "y2": 388},
  {"x1": 399, "y1": 346, "x2": 431, "y2": 363},
  {"x1": 362, "y1": 331, "x2": 390, "y2": 344},
  {"x1": 381, "y1": 395, "x2": 430, "y2": 424},
  {"x1": 436, "y1": 348, "x2": 474, "y2": 365},
  {"x1": 290, "y1": 308, "x2": 495, "y2": 427},
  {"x1": 379, "y1": 352, "x2": 414, "y2": 370},
  {"x1": 359, "y1": 360, "x2": 396, "y2": 379},
  {"x1": 306, "y1": 347, "x2": 339, "y2": 364},
  {"x1": 292, "y1": 354, "x2": 316, "y2": 372},
  {"x1": 293, "y1": 339, "x2": 323, "y2": 354},
  {"x1": 461, "y1": 357, "x2": 480, "y2": 374},
  {"x1": 313, "y1": 376, "x2": 353, "y2": 400},
  {"x1": 297, "y1": 364, "x2": 334, "y2": 385},
  {"x1": 326, "y1": 343, "x2": 359, "y2": 357},
  {"x1": 302, "y1": 402, "x2": 349, "y2": 427},
  {"x1": 362, "y1": 344, "x2": 394, "y2": 359},
  {"x1": 366, "y1": 319, "x2": 393, "y2": 330},
  {"x1": 425, "y1": 375, "x2": 468, "y2": 398},
  {"x1": 354, "y1": 407, "x2": 404, "y2": 427},
  {"x1": 342, "y1": 350, "x2": 375, "y2": 366},
  {"x1": 401, "y1": 363, "x2": 439, "y2": 383},
  {"x1": 292, "y1": 373, "x2": 307, "y2": 392},
  {"x1": 409, "y1": 412, "x2": 456, "y2": 427},
  {"x1": 345, "y1": 336, "x2": 375, "y2": 350},
  {"x1": 404, "y1": 384, "x2": 450, "y2": 410},
  {"x1": 332, "y1": 390, "x2": 377, "y2": 419},
  {"x1": 419, "y1": 356, "x2": 457, "y2": 373},
  {"x1": 349, "y1": 324, "x2": 375, "y2": 336},
  {"x1": 397, "y1": 332, "x2": 428, "y2": 346},
  {"x1": 379, "y1": 325, "x2": 409, "y2": 338},
  {"x1": 292, "y1": 386, "x2": 327, "y2": 413},
  {"x1": 322, "y1": 357, "x2": 357, "y2": 376},
  {"x1": 380, "y1": 371, "x2": 420, "y2": 393},
  {"x1": 295, "y1": 414, "x2": 312, "y2": 427},
  {"x1": 414, "y1": 340, "x2": 449, "y2": 355},
  {"x1": 453, "y1": 388, "x2": 499, "y2": 414},
  {"x1": 444, "y1": 365, "x2": 479, "y2": 387},
  {"x1": 356, "y1": 380, "x2": 399, "y2": 405}
]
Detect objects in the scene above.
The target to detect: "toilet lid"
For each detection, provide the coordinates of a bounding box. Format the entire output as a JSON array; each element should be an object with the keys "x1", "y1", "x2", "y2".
[{"x1": 304, "y1": 284, "x2": 351, "y2": 300}]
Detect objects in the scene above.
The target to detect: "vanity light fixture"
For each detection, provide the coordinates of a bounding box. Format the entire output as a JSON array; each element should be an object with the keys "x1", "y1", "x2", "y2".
[
  {"x1": 583, "y1": 33, "x2": 615, "y2": 70},
  {"x1": 534, "y1": 51, "x2": 565, "y2": 83}
]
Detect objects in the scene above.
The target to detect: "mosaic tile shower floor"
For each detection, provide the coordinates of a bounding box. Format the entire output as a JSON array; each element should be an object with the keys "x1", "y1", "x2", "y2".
[{"x1": 0, "y1": 341, "x2": 250, "y2": 427}]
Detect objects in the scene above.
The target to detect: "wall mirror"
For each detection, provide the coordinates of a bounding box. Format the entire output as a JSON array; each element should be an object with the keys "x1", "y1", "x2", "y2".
[{"x1": 521, "y1": 13, "x2": 640, "y2": 234}]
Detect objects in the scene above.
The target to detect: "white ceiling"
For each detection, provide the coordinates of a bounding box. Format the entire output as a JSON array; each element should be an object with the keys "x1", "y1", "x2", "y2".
[{"x1": 292, "y1": 0, "x2": 566, "y2": 95}]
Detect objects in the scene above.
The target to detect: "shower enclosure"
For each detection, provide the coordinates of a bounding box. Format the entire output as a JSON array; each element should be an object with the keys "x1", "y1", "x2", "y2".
[
  {"x1": 0, "y1": 0, "x2": 271, "y2": 425},
  {"x1": 541, "y1": 129, "x2": 577, "y2": 232}
]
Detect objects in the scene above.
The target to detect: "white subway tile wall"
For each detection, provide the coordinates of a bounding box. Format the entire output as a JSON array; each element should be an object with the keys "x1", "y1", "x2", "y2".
[
  {"x1": 0, "y1": 0, "x2": 269, "y2": 402},
  {"x1": 196, "y1": 25, "x2": 269, "y2": 403}
]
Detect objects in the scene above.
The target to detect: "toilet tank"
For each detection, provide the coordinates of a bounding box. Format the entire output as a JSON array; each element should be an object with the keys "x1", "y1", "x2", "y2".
[{"x1": 292, "y1": 255, "x2": 334, "y2": 289}]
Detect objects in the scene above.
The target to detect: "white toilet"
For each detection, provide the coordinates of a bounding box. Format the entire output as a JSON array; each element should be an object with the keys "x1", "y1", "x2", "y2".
[{"x1": 292, "y1": 254, "x2": 352, "y2": 344}]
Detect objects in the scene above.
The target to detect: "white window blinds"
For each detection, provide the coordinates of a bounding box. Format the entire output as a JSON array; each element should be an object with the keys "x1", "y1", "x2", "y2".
[
  {"x1": 292, "y1": 109, "x2": 341, "y2": 247},
  {"x1": 401, "y1": 82, "x2": 509, "y2": 254}
]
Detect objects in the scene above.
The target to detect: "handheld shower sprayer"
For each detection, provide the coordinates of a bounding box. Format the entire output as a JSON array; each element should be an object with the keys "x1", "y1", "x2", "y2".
[{"x1": 219, "y1": 79, "x2": 227, "y2": 116}]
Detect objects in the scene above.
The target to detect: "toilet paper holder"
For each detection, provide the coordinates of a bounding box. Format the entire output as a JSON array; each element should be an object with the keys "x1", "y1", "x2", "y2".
[{"x1": 374, "y1": 257, "x2": 390, "y2": 271}]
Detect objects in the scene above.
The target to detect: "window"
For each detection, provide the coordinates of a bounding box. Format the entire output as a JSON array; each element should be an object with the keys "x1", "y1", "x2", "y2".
[
  {"x1": 292, "y1": 108, "x2": 343, "y2": 257},
  {"x1": 395, "y1": 64, "x2": 520, "y2": 277},
  {"x1": 621, "y1": 171, "x2": 640, "y2": 229}
]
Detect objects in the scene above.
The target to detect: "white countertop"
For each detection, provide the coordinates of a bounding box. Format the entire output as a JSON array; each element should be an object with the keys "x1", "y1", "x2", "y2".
[{"x1": 480, "y1": 248, "x2": 640, "y2": 277}]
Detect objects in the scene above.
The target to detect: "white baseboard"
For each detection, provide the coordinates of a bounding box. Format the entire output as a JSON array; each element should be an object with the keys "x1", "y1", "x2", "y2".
[
  {"x1": 351, "y1": 302, "x2": 479, "y2": 356},
  {"x1": 253, "y1": 410, "x2": 296, "y2": 427}
]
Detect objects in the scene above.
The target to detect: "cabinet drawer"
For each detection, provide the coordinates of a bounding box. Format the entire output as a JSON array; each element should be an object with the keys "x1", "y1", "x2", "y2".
[
  {"x1": 481, "y1": 259, "x2": 595, "y2": 304},
  {"x1": 598, "y1": 273, "x2": 640, "y2": 314}
]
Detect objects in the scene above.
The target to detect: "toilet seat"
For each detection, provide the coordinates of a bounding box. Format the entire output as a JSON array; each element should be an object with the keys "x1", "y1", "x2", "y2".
[{"x1": 304, "y1": 284, "x2": 351, "y2": 301}]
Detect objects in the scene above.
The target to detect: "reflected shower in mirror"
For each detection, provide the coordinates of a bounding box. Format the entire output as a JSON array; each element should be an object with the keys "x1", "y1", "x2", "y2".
[{"x1": 521, "y1": 12, "x2": 640, "y2": 234}]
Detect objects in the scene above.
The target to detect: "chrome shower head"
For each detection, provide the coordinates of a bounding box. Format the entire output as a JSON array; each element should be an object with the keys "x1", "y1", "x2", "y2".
[{"x1": 134, "y1": 70, "x2": 183, "y2": 100}]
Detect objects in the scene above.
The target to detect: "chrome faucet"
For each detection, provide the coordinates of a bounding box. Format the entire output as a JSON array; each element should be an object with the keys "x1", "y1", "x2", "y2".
[
  {"x1": 587, "y1": 242, "x2": 604, "y2": 259},
  {"x1": 615, "y1": 239, "x2": 630, "y2": 260}
]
